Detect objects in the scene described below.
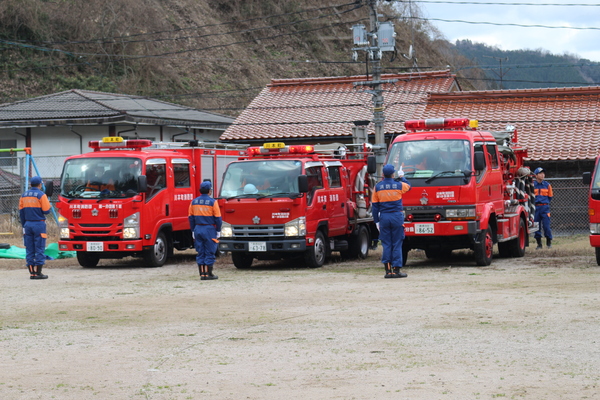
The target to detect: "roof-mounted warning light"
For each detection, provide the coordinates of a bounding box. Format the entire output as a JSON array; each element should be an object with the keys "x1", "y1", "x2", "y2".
[
  {"x1": 89, "y1": 137, "x2": 153, "y2": 151},
  {"x1": 404, "y1": 118, "x2": 476, "y2": 132},
  {"x1": 246, "y1": 143, "x2": 315, "y2": 157}
]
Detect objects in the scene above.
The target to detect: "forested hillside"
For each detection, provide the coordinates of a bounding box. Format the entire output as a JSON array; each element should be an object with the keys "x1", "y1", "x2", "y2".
[
  {"x1": 453, "y1": 40, "x2": 600, "y2": 90},
  {"x1": 0, "y1": 0, "x2": 483, "y2": 117}
]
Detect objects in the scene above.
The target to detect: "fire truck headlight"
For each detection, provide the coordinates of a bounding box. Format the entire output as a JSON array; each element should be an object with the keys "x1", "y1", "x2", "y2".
[
  {"x1": 590, "y1": 223, "x2": 600, "y2": 234},
  {"x1": 123, "y1": 212, "x2": 140, "y2": 239},
  {"x1": 58, "y1": 213, "x2": 69, "y2": 239},
  {"x1": 446, "y1": 208, "x2": 476, "y2": 220},
  {"x1": 285, "y1": 217, "x2": 306, "y2": 237},
  {"x1": 220, "y1": 222, "x2": 233, "y2": 238}
]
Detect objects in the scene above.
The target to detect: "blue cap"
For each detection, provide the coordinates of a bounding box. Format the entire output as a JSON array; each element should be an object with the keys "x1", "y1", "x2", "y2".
[
  {"x1": 200, "y1": 181, "x2": 212, "y2": 190},
  {"x1": 382, "y1": 164, "x2": 396, "y2": 176},
  {"x1": 534, "y1": 167, "x2": 545, "y2": 175},
  {"x1": 30, "y1": 176, "x2": 42, "y2": 186}
]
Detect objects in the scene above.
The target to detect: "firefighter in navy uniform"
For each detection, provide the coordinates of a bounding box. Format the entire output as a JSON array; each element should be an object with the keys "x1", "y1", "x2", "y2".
[
  {"x1": 188, "y1": 181, "x2": 222, "y2": 280},
  {"x1": 19, "y1": 176, "x2": 51, "y2": 280},
  {"x1": 372, "y1": 164, "x2": 411, "y2": 278},
  {"x1": 533, "y1": 167, "x2": 553, "y2": 249}
]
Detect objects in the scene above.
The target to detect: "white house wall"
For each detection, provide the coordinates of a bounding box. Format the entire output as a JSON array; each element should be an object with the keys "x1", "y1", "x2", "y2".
[{"x1": 0, "y1": 125, "x2": 225, "y2": 179}]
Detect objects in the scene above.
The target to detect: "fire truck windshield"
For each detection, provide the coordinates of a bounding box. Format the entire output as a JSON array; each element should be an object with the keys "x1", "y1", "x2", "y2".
[
  {"x1": 219, "y1": 160, "x2": 302, "y2": 199},
  {"x1": 387, "y1": 139, "x2": 472, "y2": 185},
  {"x1": 60, "y1": 157, "x2": 143, "y2": 198}
]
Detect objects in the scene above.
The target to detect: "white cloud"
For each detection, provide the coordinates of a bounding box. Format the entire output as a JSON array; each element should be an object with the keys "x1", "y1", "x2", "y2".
[{"x1": 416, "y1": 0, "x2": 600, "y2": 61}]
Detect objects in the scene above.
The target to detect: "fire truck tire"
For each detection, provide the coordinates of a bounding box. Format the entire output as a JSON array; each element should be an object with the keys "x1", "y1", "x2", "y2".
[
  {"x1": 402, "y1": 242, "x2": 410, "y2": 266},
  {"x1": 232, "y1": 252, "x2": 253, "y2": 269},
  {"x1": 77, "y1": 252, "x2": 100, "y2": 268},
  {"x1": 341, "y1": 225, "x2": 370, "y2": 260},
  {"x1": 143, "y1": 231, "x2": 168, "y2": 267},
  {"x1": 595, "y1": 248, "x2": 600, "y2": 266},
  {"x1": 508, "y1": 218, "x2": 527, "y2": 258},
  {"x1": 474, "y1": 227, "x2": 493, "y2": 266},
  {"x1": 305, "y1": 230, "x2": 327, "y2": 268}
]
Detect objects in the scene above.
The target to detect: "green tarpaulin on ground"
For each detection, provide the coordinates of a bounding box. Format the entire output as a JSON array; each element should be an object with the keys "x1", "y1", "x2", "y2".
[{"x1": 0, "y1": 243, "x2": 76, "y2": 259}]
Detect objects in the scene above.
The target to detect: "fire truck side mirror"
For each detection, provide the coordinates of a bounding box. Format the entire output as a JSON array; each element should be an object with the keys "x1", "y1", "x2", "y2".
[
  {"x1": 583, "y1": 172, "x2": 591, "y2": 186},
  {"x1": 367, "y1": 156, "x2": 377, "y2": 174},
  {"x1": 474, "y1": 151, "x2": 485, "y2": 171},
  {"x1": 44, "y1": 180, "x2": 54, "y2": 197},
  {"x1": 137, "y1": 175, "x2": 148, "y2": 193},
  {"x1": 298, "y1": 175, "x2": 309, "y2": 193}
]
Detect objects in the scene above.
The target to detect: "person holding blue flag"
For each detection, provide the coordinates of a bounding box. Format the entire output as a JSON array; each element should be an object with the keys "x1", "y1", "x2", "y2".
[{"x1": 372, "y1": 164, "x2": 411, "y2": 278}]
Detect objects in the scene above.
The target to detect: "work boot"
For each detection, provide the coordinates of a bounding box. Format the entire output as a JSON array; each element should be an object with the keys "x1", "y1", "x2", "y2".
[
  {"x1": 535, "y1": 237, "x2": 543, "y2": 250},
  {"x1": 32, "y1": 265, "x2": 48, "y2": 280},
  {"x1": 28, "y1": 265, "x2": 36, "y2": 280},
  {"x1": 393, "y1": 267, "x2": 407, "y2": 278},
  {"x1": 199, "y1": 264, "x2": 210, "y2": 280},
  {"x1": 370, "y1": 240, "x2": 379, "y2": 251},
  {"x1": 205, "y1": 265, "x2": 218, "y2": 280},
  {"x1": 384, "y1": 263, "x2": 394, "y2": 279},
  {"x1": 546, "y1": 238, "x2": 552, "y2": 249}
]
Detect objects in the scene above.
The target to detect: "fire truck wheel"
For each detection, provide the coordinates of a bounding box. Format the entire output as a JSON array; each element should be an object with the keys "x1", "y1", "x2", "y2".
[
  {"x1": 474, "y1": 227, "x2": 493, "y2": 266},
  {"x1": 232, "y1": 252, "x2": 253, "y2": 269},
  {"x1": 595, "y1": 248, "x2": 600, "y2": 266},
  {"x1": 341, "y1": 225, "x2": 370, "y2": 260},
  {"x1": 508, "y1": 218, "x2": 527, "y2": 258},
  {"x1": 143, "y1": 231, "x2": 168, "y2": 267},
  {"x1": 305, "y1": 230, "x2": 327, "y2": 268},
  {"x1": 77, "y1": 251, "x2": 100, "y2": 268}
]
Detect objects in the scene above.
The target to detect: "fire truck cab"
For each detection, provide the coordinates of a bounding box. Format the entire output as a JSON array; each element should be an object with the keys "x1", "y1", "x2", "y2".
[
  {"x1": 583, "y1": 163, "x2": 600, "y2": 265},
  {"x1": 56, "y1": 137, "x2": 246, "y2": 268},
  {"x1": 387, "y1": 118, "x2": 531, "y2": 266},
  {"x1": 217, "y1": 142, "x2": 376, "y2": 269}
]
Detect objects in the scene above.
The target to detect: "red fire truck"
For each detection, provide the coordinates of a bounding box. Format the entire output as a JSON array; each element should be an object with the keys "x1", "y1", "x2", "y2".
[
  {"x1": 217, "y1": 142, "x2": 376, "y2": 268},
  {"x1": 583, "y1": 166, "x2": 600, "y2": 265},
  {"x1": 386, "y1": 118, "x2": 532, "y2": 266},
  {"x1": 56, "y1": 137, "x2": 246, "y2": 267}
]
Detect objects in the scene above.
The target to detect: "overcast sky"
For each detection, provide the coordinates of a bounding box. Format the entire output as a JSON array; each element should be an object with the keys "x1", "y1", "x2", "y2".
[{"x1": 411, "y1": 0, "x2": 600, "y2": 62}]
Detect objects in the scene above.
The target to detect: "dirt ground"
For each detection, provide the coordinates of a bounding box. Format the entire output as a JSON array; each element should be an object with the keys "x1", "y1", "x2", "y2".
[{"x1": 1, "y1": 237, "x2": 599, "y2": 400}]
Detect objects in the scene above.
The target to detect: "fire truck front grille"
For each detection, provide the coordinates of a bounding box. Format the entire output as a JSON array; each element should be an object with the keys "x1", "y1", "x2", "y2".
[
  {"x1": 410, "y1": 212, "x2": 445, "y2": 222},
  {"x1": 232, "y1": 225, "x2": 285, "y2": 238},
  {"x1": 74, "y1": 236, "x2": 121, "y2": 241},
  {"x1": 79, "y1": 224, "x2": 113, "y2": 228}
]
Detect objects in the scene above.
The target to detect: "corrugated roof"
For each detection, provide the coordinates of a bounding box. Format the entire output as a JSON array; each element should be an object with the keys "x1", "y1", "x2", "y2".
[
  {"x1": 220, "y1": 70, "x2": 458, "y2": 141},
  {"x1": 414, "y1": 86, "x2": 600, "y2": 161},
  {"x1": 0, "y1": 89, "x2": 234, "y2": 128}
]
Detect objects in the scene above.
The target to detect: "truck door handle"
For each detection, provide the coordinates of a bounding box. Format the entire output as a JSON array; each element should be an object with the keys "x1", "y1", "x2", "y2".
[{"x1": 322, "y1": 205, "x2": 327, "y2": 210}]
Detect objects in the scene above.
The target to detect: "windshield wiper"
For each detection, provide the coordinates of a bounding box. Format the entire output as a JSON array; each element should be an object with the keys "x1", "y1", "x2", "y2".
[{"x1": 425, "y1": 171, "x2": 460, "y2": 184}]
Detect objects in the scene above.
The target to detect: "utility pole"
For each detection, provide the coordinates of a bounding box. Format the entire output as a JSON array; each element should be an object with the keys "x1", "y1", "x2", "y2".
[
  {"x1": 483, "y1": 55, "x2": 510, "y2": 89},
  {"x1": 351, "y1": 0, "x2": 396, "y2": 175}
]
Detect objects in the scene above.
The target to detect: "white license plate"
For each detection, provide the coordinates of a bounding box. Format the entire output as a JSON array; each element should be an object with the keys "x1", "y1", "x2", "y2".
[
  {"x1": 414, "y1": 223, "x2": 434, "y2": 234},
  {"x1": 249, "y1": 242, "x2": 267, "y2": 252},
  {"x1": 86, "y1": 242, "x2": 104, "y2": 252}
]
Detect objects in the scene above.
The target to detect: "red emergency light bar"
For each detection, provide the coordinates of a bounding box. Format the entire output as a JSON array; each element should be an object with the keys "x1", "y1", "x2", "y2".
[
  {"x1": 404, "y1": 118, "x2": 474, "y2": 131},
  {"x1": 247, "y1": 143, "x2": 314, "y2": 156},
  {"x1": 89, "y1": 137, "x2": 153, "y2": 151}
]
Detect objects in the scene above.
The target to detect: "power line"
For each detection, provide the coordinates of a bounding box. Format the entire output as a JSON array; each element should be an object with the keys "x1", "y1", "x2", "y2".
[
  {"x1": 406, "y1": 16, "x2": 600, "y2": 30},
  {"x1": 409, "y1": 1, "x2": 600, "y2": 6}
]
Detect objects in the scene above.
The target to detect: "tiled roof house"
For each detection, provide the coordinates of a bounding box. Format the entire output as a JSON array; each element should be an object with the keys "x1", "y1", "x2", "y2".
[
  {"x1": 416, "y1": 86, "x2": 600, "y2": 162},
  {"x1": 220, "y1": 70, "x2": 459, "y2": 143}
]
